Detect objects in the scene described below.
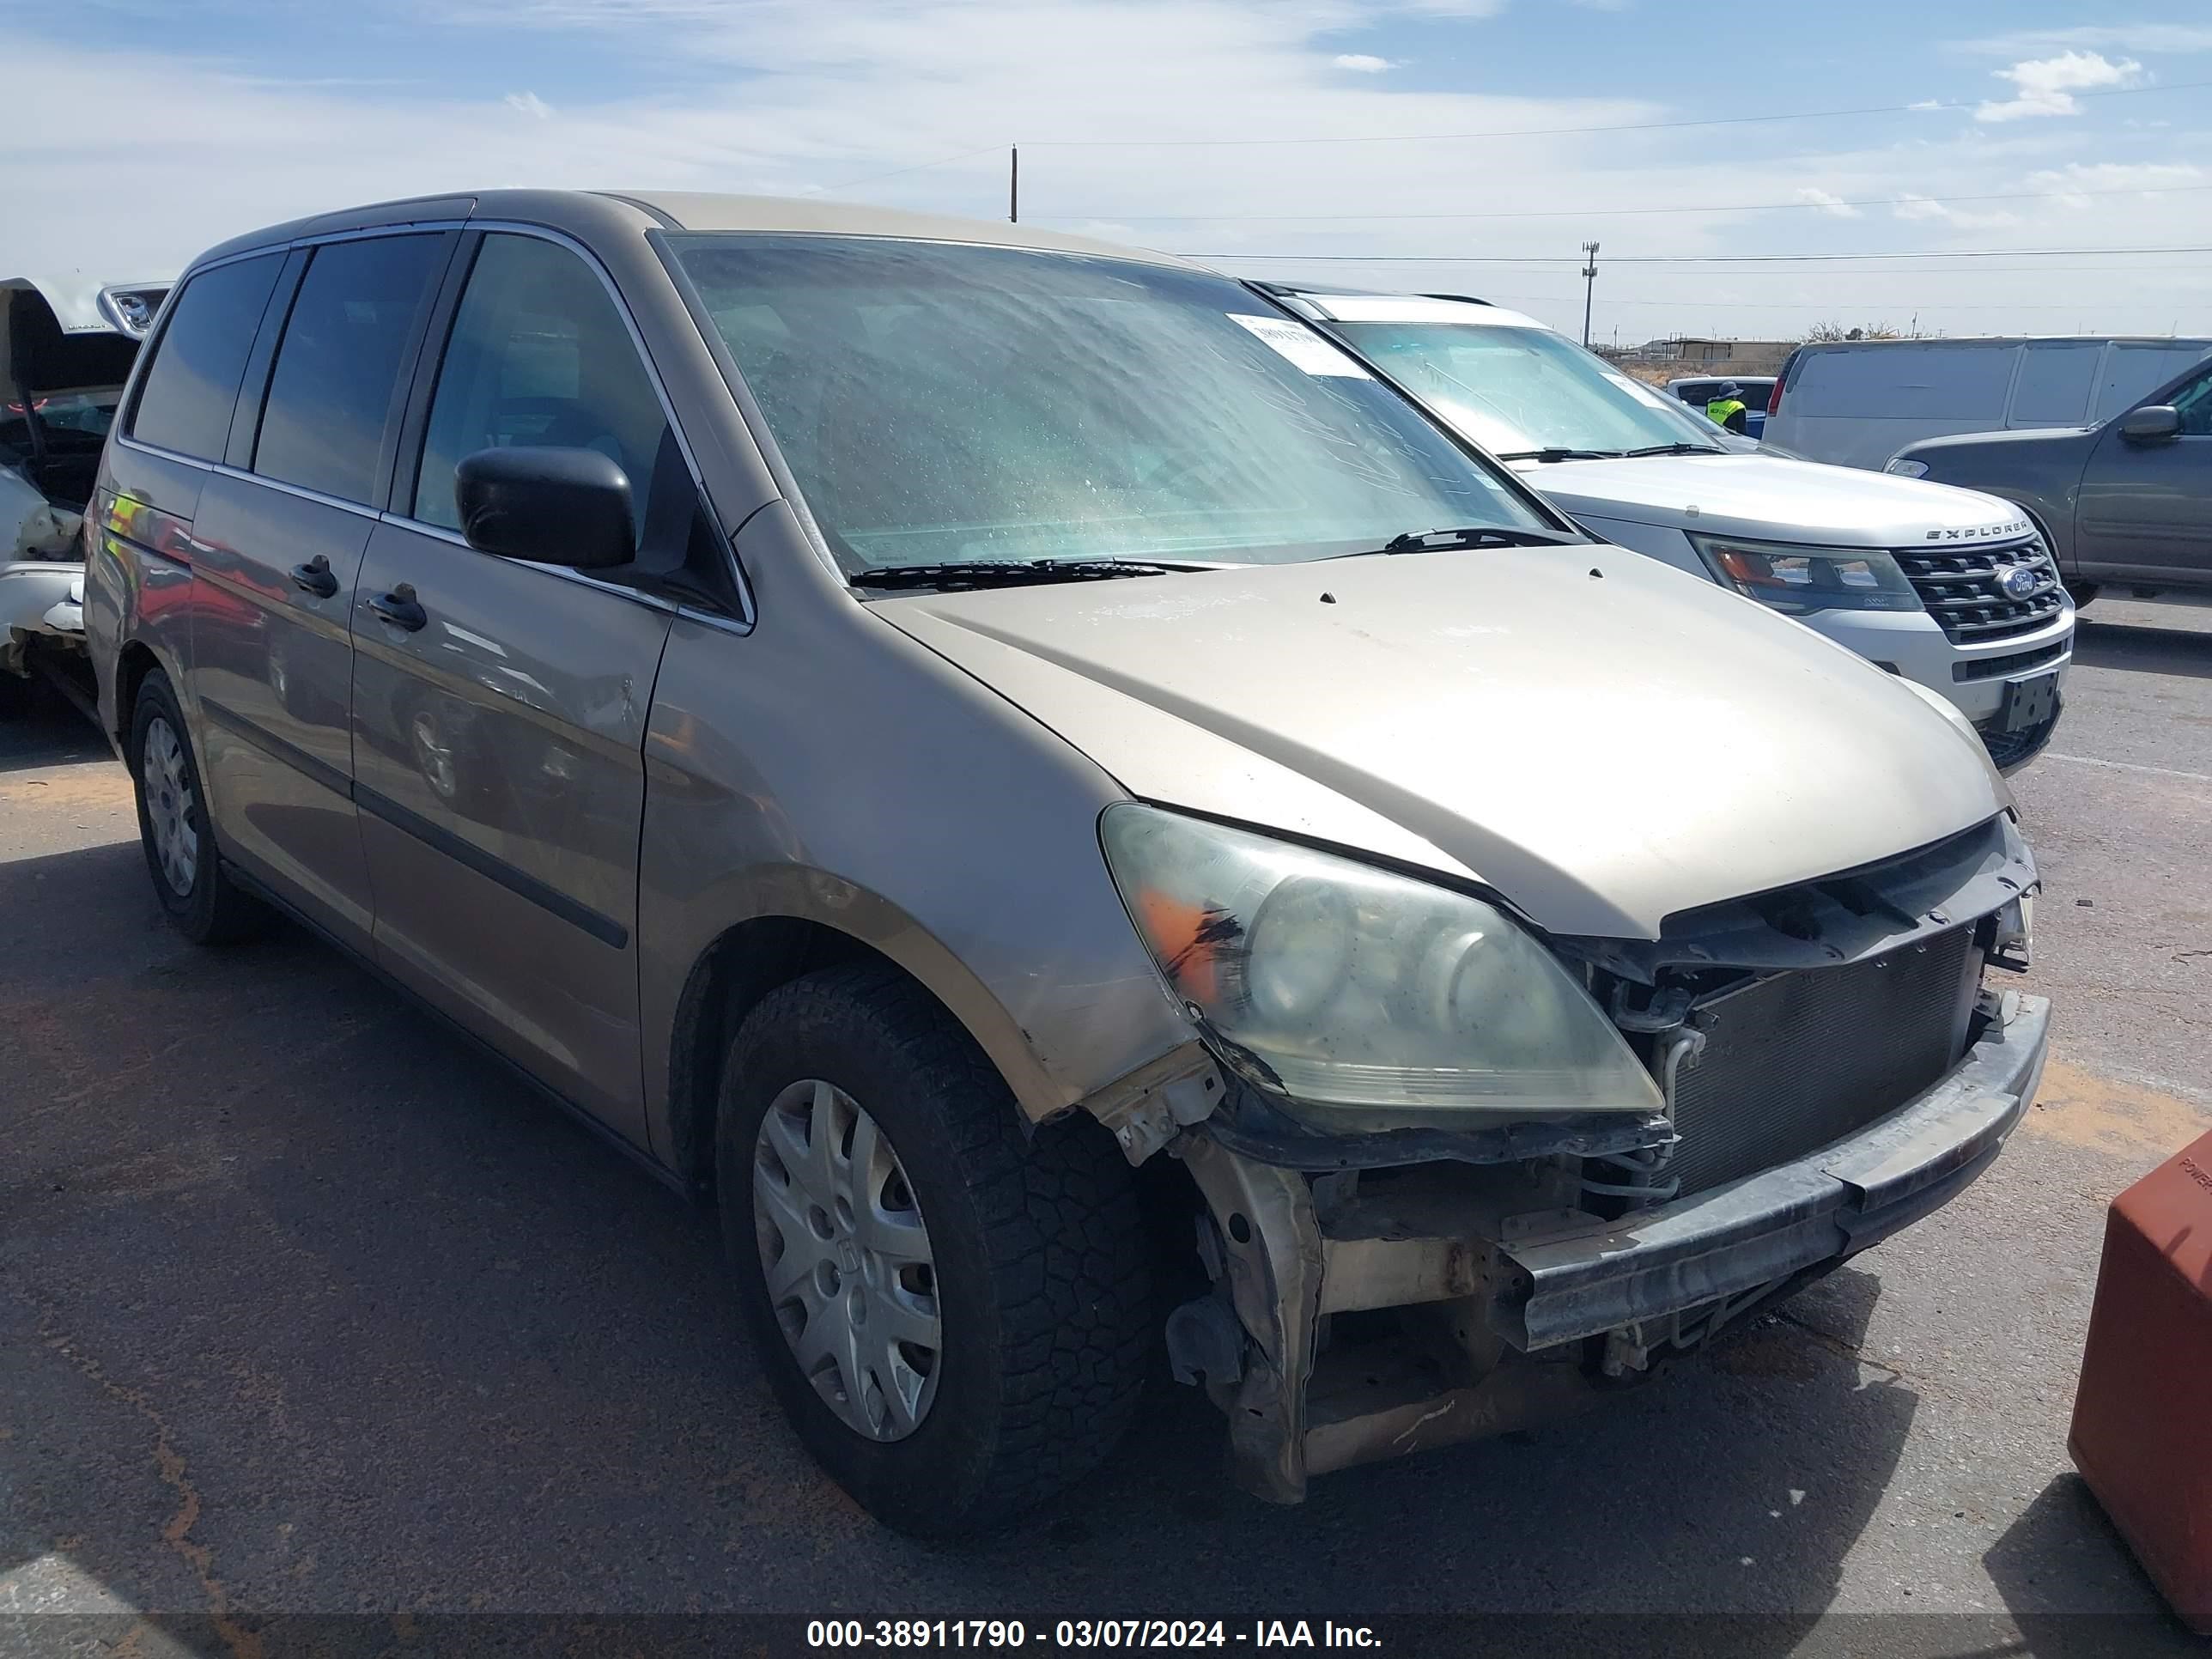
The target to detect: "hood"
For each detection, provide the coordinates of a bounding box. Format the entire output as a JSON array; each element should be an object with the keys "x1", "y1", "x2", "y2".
[
  {"x1": 878, "y1": 550, "x2": 2008, "y2": 940},
  {"x1": 1899, "y1": 424, "x2": 2096, "y2": 461},
  {"x1": 1508, "y1": 452, "x2": 2032, "y2": 549}
]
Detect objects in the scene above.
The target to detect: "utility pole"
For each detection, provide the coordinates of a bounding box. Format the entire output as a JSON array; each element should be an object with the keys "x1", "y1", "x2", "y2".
[
  {"x1": 1010, "y1": 146, "x2": 1018, "y2": 223},
  {"x1": 1580, "y1": 241, "x2": 1600, "y2": 347}
]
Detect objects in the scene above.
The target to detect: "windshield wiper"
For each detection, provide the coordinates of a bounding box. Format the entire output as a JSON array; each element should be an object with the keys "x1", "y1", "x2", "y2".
[
  {"x1": 1334, "y1": 526, "x2": 1586, "y2": 559},
  {"x1": 849, "y1": 557, "x2": 1191, "y2": 592},
  {"x1": 1621, "y1": 441, "x2": 1725, "y2": 458},
  {"x1": 1494, "y1": 447, "x2": 1621, "y2": 463}
]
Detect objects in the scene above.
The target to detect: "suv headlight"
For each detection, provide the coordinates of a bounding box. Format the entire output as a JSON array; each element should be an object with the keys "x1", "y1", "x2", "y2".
[
  {"x1": 1689, "y1": 532, "x2": 1923, "y2": 617},
  {"x1": 1099, "y1": 805, "x2": 1662, "y2": 1129},
  {"x1": 1885, "y1": 458, "x2": 1930, "y2": 478}
]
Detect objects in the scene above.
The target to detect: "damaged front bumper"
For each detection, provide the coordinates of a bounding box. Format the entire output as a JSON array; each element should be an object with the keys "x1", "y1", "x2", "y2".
[
  {"x1": 1, "y1": 558, "x2": 86, "y2": 672},
  {"x1": 1172, "y1": 990, "x2": 2050, "y2": 1503}
]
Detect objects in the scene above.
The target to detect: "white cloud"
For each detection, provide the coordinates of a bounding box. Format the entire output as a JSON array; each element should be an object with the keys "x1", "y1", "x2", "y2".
[
  {"x1": 1958, "y1": 24, "x2": 2212, "y2": 57},
  {"x1": 504, "y1": 89, "x2": 554, "y2": 118},
  {"x1": 1331, "y1": 53, "x2": 1395, "y2": 72},
  {"x1": 1975, "y1": 50, "x2": 2142, "y2": 123},
  {"x1": 2024, "y1": 160, "x2": 2208, "y2": 208},
  {"x1": 1793, "y1": 187, "x2": 1860, "y2": 218},
  {"x1": 1889, "y1": 192, "x2": 2021, "y2": 229}
]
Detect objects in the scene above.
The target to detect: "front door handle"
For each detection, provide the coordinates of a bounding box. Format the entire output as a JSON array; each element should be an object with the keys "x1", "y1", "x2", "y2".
[
  {"x1": 369, "y1": 584, "x2": 428, "y2": 632},
  {"x1": 289, "y1": 555, "x2": 338, "y2": 599}
]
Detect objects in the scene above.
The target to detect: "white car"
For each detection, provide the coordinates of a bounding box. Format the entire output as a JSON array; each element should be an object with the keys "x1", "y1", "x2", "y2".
[
  {"x1": 3, "y1": 274, "x2": 168, "y2": 705},
  {"x1": 1267, "y1": 288, "x2": 2075, "y2": 770}
]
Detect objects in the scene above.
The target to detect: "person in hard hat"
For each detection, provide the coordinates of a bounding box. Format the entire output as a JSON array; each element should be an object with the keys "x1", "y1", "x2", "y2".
[{"x1": 1704, "y1": 382, "x2": 1749, "y2": 434}]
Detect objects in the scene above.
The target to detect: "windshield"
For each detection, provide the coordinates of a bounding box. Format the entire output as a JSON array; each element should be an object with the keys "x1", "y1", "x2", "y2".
[
  {"x1": 1, "y1": 387, "x2": 124, "y2": 454},
  {"x1": 665, "y1": 236, "x2": 1559, "y2": 572},
  {"x1": 1329, "y1": 320, "x2": 1727, "y2": 459}
]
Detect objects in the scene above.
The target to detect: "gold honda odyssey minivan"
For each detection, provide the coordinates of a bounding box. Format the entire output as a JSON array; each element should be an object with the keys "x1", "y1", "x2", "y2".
[{"x1": 87, "y1": 191, "x2": 2047, "y2": 1534}]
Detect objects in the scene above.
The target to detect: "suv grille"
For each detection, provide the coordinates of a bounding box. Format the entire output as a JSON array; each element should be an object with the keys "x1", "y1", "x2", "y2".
[
  {"x1": 1660, "y1": 928, "x2": 1980, "y2": 1198},
  {"x1": 1894, "y1": 541, "x2": 2066, "y2": 645}
]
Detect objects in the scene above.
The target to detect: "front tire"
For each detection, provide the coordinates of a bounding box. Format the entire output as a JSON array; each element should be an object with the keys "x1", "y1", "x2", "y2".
[
  {"x1": 128, "y1": 669, "x2": 264, "y2": 945},
  {"x1": 2064, "y1": 580, "x2": 2100, "y2": 610},
  {"x1": 717, "y1": 963, "x2": 1151, "y2": 1534}
]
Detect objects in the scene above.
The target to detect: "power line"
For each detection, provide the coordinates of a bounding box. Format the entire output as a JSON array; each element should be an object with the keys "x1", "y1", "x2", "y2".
[
  {"x1": 1040, "y1": 179, "x2": 2212, "y2": 224},
  {"x1": 1018, "y1": 76, "x2": 2212, "y2": 151},
  {"x1": 1179, "y1": 243, "x2": 2212, "y2": 265}
]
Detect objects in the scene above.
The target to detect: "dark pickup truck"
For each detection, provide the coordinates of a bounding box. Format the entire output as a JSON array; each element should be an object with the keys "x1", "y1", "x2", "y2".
[{"x1": 1886, "y1": 354, "x2": 2212, "y2": 607}]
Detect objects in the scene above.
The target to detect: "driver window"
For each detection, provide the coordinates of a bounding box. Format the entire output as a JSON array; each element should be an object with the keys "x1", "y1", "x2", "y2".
[
  {"x1": 413, "y1": 233, "x2": 671, "y2": 536},
  {"x1": 2173, "y1": 366, "x2": 2212, "y2": 436}
]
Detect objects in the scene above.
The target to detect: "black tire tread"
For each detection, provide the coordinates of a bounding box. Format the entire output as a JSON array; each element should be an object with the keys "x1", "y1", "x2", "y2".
[{"x1": 725, "y1": 961, "x2": 1151, "y2": 1531}]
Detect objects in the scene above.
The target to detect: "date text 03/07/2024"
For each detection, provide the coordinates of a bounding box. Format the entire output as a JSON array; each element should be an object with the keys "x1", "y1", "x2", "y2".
[{"x1": 805, "y1": 1620, "x2": 1383, "y2": 1649}]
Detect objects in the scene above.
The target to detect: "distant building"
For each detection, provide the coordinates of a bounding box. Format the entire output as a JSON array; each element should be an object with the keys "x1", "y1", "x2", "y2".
[{"x1": 1607, "y1": 335, "x2": 1796, "y2": 377}]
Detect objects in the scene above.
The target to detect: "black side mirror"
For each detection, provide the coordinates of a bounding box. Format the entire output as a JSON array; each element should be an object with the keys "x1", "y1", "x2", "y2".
[
  {"x1": 2119, "y1": 404, "x2": 2182, "y2": 443},
  {"x1": 454, "y1": 447, "x2": 635, "y2": 569}
]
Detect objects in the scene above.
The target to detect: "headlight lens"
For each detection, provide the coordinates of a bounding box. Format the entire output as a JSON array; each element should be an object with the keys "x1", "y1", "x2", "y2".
[
  {"x1": 1885, "y1": 458, "x2": 1931, "y2": 478},
  {"x1": 1689, "y1": 532, "x2": 1923, "y2": 617},
  {"x1": 1099, "y1": 805, "x2": 1663, "y2": 1128}
]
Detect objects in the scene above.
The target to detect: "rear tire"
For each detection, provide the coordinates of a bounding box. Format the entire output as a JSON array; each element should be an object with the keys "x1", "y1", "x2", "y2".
[
  {"x1": 716, "y1": 962, "x2": 1151, "y2": 1535},
  {"x1": 2065, "y1": 581, "x2": 2100, "y2": 610},
  {"x1": 128, "y1": 669, "x2": 265, "y2": 945}
]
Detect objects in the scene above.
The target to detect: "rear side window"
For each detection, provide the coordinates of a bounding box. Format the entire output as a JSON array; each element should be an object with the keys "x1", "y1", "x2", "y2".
[
  {"x1": 2008, "y1": 342, "x2": 2100, "y2": 425},
  {"x1": 411, "y1": 233, "x2": 671, "y2": 538},
  {"x1": 1789, "y1": 344, "x2": 2017, "y2": 421},
  {"x1": 127, "y1": 254, "x2": 284, "y2": 460},
  {"x1": 253, "y1": 235, "x2": 445, "y2": 504}
]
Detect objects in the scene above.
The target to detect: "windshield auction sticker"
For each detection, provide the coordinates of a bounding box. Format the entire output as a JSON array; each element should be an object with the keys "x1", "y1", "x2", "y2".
[{"x1": 1227, "y1": 313, "x2": 1373, "y2": 378}]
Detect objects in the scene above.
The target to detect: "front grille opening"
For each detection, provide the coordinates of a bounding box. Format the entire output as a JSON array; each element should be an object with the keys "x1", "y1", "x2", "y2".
[
  {"x1": 1954, "y1": 639, "x2": 2069, "y2": 684},
  {"x1": 1896, "y1": 541, "x2": 2067, "y2": 646},
  {"x1": 1612, "y1": 928, "x2": 1982, "y2": 1201}
]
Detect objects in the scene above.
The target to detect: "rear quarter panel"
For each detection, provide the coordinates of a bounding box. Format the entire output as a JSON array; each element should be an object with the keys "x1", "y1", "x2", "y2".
[{"x1": 86, "y1": 441, "x2": 210, "y2": 753}]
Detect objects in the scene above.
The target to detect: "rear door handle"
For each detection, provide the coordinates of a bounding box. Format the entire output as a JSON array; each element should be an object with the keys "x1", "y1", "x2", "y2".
[
  {"x1": 289, "y1": 556, "x2": 338, "y2": 599},
  {"x1": 369, "y1": 584, "x2": 427, "y2": 632}
]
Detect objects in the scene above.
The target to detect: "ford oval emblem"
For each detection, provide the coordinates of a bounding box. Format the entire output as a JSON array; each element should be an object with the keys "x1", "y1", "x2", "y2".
[{"x1": 1999, "y1": 564, "x2": 2039, "y2": 599}]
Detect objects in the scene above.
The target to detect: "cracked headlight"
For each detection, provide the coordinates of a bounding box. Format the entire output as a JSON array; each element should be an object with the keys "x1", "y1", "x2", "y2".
[
  {"x1": 1690, "y1": 532, "x2": 1923, "y2": 617},
  {"x1": 1100, "y1": 805, "x2": 1663, "y2": 1129}
]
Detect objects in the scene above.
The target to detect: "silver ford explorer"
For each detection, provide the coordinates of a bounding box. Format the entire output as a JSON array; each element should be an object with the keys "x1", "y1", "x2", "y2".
[{"x1": 85, "y1": 191, "x2": 2050, "y2": 1534}]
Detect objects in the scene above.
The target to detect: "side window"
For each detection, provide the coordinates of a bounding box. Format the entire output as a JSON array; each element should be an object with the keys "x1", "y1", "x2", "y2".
[
  {"x1": 2173, "y1": 368, "x2": 2212, "y2": 436},
  {"x1": 126, "y1": 254, "x2": 284, "y2": 460},
  {"x1": 252, "y1": 234, "x2": 445, "y2": 504},
  {"x1": 412, "y1": 234, "x2": 671, "y2": 538},
  {"x1": 2097, "y1": 344, "x2": 2212, "y2": 422},
  {"x1": 2008, "y1": 343, "x2": 2099, "y2": 425}
]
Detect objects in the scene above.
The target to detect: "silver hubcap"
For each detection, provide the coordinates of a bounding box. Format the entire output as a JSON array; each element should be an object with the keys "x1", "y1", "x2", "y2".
[
  {"x1": 753, "y1": 1079, "x2": 941, "y2": 1441},
  {"x1": 142, "y1": 716, "x2": 198, "y2": 896}
]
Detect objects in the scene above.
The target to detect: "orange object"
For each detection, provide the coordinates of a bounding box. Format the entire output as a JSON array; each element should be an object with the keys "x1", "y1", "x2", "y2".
[{"x1": 2069, "y1": 1127, "x2": 2212, "y2": 1635}]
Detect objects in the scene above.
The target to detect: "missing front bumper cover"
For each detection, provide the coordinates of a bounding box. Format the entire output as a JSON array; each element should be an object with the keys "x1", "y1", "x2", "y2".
[{"x1": 1178, "y1": 992, "x2": 2051, "y2": 1501}]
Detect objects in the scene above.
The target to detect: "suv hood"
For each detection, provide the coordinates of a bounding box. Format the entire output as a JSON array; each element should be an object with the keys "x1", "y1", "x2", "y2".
[
  {"x1": 1510, "y1": 452, "x2": 2030, "y2": 549},
  {"x1": 1898, "y1": 424, "x2": 2096, "y2": 461},
  {"x1": 878, "y1": 550, "x2": 2007, "y2": 939}
]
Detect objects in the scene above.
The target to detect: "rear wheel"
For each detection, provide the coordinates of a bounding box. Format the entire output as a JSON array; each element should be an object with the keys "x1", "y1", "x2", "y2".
[
  {"x1": 2065, "y1": 581, "x2": 2100, "y2": 610},
  {"x1": 716, "y1": 963, "x2": 1151, "y2": 1534},
  {"x1": 128, "y1": 669, "x2": 265, "y2": 945}
]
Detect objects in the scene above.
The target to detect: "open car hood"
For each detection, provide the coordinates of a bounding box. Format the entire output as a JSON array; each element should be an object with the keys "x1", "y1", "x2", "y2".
[{"x1": 878, "y1": 548, "x2": 2008, "y2": 940}]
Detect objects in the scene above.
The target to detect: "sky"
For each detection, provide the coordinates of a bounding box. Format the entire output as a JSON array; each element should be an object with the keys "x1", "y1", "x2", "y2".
[{"x1": 5, "y1": 0, "x2": 2211, "y2": 343}]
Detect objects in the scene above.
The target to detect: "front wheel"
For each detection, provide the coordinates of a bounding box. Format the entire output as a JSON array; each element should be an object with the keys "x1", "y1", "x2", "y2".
[
  {"x1": 717, "y1": 963, "x2": 1152, "y2": 1534},
  {"x1": 128, "y1": 669, "x2": 265, "y2": 945},
  {"x1": 2064, "y1": 580, "x2": 2100, "y2": 611}
]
